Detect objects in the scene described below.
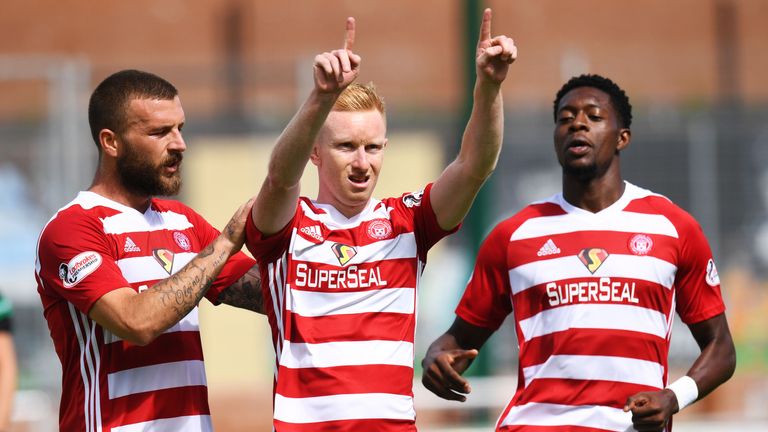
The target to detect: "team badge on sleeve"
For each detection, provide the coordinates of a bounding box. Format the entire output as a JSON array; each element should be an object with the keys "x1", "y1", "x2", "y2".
[
  {"x1": 402, "y1": 189, "x2": 424, "y2": 208},
  {"x1": 705, "y1": 258, "x2": 720, "y2": 286},
  {"x1": 58, "y1": 251, "x2": 102, "y2": 288}
]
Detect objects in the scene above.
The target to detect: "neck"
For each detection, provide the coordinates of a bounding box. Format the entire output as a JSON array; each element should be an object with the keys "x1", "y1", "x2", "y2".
[
  {"x1": 89, "y1": 167, "x2": 152, "y2": 212},
  {"x1": 562, "y1": 168, "x2": 625, "y2": 213}
]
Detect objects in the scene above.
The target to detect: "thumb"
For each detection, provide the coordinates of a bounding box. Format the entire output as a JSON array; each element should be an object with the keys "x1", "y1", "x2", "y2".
[{"x1": 453, "y1": 349, "x2": 479, "y2": 362}]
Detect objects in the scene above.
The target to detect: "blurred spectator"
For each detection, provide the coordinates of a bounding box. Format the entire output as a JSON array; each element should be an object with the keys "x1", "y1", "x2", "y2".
[{"x1": 0, "y1": 292, "x2": 16, "y2": 432}]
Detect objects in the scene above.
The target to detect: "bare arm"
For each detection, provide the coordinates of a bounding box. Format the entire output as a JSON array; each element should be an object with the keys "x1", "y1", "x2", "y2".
[
  {"x1": 625, "y1": 313, "x2": 736, "y2": 431},
  {"x1": 0, "y1": 332, "x2": 16, "y2": 432},
  {"x1": 217, "y1": 265, "x2": 265, "y2": 314},
  {"x1": 89, "y1": 198, "x2": 254, "y2": 346},
  {"x1": 252, "y1": 18, "x2": 361, "y2": 235},
  {"x1": 421, "y1": 316, "x2": 495, "y2": 402},
  {"x1": 430, "y1": 8, "x2": 517, "y2": 230}
]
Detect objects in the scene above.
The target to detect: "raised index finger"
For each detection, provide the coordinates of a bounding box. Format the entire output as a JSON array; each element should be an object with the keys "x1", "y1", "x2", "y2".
[
  {"x1": 478, "y1": 8, "x2": 492, "y2": 43},
  {"x1": 344, "y1": 17, "x2": 356, "y2": 51}
]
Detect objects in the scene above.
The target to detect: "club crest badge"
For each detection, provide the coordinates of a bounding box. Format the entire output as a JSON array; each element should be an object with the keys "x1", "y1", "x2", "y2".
[
  {"x1": 173, "y1": 231, "x2": 192, "y2": 251},
  {"x1": 628, "y1": 234, "x2": 653, "y2": 256},
  {"x1": 366, "y1": 219, "x2": 393, "y2": 240},
  {"x1": 578, "y1": 248, "x2": 609, "y2": 274},
  {"x1": 153, "y1": 249, "x2": 175, "y2": 275},
  {"x1": 331, "y1": 243, "x2": 357, "y2": 266}
]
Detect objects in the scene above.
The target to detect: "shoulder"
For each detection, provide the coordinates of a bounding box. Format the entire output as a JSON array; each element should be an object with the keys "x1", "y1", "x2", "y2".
[
  {"x1": 39, "y1": 194, "x2": 119, "y2": 242},
  {"x1": 622, "y1": 183, "x2": 702, "y2": 237}
]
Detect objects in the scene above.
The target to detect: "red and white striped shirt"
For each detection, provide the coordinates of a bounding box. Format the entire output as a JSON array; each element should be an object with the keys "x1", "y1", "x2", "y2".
[
  {"x1": 246, "y1": 184, "x2": 456, "y2": 431},
  {"x1": 35, "y1": 191, "x2": 254, "y2": 431},
  {"x1": 456, "y1": 182, "x2": 725, "y2": 432}
]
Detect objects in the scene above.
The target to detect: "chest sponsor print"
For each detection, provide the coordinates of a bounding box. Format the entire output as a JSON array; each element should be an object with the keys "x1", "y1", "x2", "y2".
[
  {"x1": 331, "y1": 243, "x2": 357, "y2": 266},
  {"x1": 578, "y1": 248, "x2": 609, "y2": 274},
  {"x1": 153, "y1": 249, "x2": 175, "y2": 275}
]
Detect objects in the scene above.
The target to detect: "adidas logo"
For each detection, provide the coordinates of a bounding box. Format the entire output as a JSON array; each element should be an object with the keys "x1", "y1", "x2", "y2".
[
  {"x1": 537, "y1": 239, "x2": 561, "y2": 257},
  {"x1": 123, "y1": 237, "x2": 141, "y2": 253},
  {"x1": 300, "y1": 225, "x2": 324, "y2": 242}
]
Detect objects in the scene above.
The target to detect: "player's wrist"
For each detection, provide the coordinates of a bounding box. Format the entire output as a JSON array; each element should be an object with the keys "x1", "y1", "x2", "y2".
[{"x1": 666, "y1": 375, "x2": 698, "y2": 412}]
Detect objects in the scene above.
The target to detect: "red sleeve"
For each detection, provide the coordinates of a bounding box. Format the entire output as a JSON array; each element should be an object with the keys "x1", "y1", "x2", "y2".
[
  {"x1": 244, "y1": 203, "x2": 297, "y2": 263},
  {"x1": 455, "y1": 221, "x2": 513, "y2": 330},
  {"x1": 181, "y1": 207, "x2": 257, "y2": 304},
  {"x1": 674, "y1": 217, "x2": 726, "y2": 324},
  {"x1": 37, "y1": 211, "x2": 129, "y2": 315},
  {"x1": 393, "y1": 183, "x2": 460, "y2": 261}
]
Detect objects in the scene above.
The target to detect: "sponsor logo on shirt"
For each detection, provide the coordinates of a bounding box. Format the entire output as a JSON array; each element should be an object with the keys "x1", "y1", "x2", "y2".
[
  {"x1": 331, "y1": 243, "x2": 357, "y2": 266},
  {"x1": 366, "y1": 219, "x2": 393, "y2": 240},
  {"x1": 173, "y1": 231, "x2": 191, "y2": 251},
  {"x1": 59, "y1": 251, "x2": 102, "y2": 288},
  {"x1": 628, "y1": 233, "x2": 653, "y2": 256},
  {"x1": 578, "y1": 248, "x2": 609, "y2": 274},
  {"x1": 300, "y1": 225, "x2": 324, "y2": 243},
  {"x1": 537, "y1": 239, "x2": 561, "y2": 256},
  {"x1": 705, "y1": 258, "x2": 720, "y2": 286},
  {"x1": 402, "y1": 189, "x2": 424, "y2": 208},
  {"x1": 295, "y1": 263, "x2": 388, "y2": 289},
  {"x1": 123, "y1": 236, "x2": 141, "y2": 253},
  {"x1": 153, "y1": 249, "x2": 175, "y2": 275},
  {"x1": 546, "y1": 277, "x2": 639, "y2": 306}
]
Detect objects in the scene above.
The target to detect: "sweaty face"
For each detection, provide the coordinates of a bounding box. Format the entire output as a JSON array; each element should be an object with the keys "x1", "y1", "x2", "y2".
[
  {"x1": 116, "y1": 97, "x2": 186, "y2": 197},
  {"x1": 553, "y1": 87, "x2": 628, "y2": 181},
  {"x1": 311, "y1": 109, "x2": 387, "y2": 217}
]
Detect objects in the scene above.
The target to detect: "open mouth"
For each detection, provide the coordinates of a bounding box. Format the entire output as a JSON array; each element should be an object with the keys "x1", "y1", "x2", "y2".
[
  {"x1": 566, "y1": 138, "x2": 591, "y2": 155},
  {"x1": 348, "y1": 173, "x2": 370, "y2": 186},
  {"x1": 163, "y1": 155, "x2": 183, "y2": 173}
]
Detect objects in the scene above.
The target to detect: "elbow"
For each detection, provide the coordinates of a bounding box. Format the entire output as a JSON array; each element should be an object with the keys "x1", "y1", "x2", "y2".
[
  {"x1": 119, "y1": 321, "x2": 164, "y2": 346},
  {"x1": 724, "y1": 342, "x2": 737, "y2": 381}
]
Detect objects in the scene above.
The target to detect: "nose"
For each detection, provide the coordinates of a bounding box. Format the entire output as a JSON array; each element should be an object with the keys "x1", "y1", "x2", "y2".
[
  {"x1": 350, "y1": 146, "x2": 370, "y2": 170},
  {"x1": 569, "y1": 111, "x2": 589, "y2": 131},
  {"x1": 169, "y1": 128, "x2": 187, "y2": 152}
]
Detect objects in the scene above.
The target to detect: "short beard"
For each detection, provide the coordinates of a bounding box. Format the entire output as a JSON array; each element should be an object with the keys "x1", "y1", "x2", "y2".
[{"x1": 116, "y1": 142, "x2": 182, "y2": 197}]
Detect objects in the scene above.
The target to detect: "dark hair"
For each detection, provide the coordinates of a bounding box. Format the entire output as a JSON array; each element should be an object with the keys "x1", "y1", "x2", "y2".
[
  {"x1": 553, "y1": 74, "x2": 632, "y2": 128},
  {"x1": 88, "y1": 69, "x2": 178, "y2": 149}
]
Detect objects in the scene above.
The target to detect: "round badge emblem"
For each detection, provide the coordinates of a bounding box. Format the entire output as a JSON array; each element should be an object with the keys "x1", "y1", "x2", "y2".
[
  {"x1": 366, "y1": 219, "x2": 393, "y2": 240},
  {"x1": 628, "y1": 234, "x2": 653, "y2": 256},
  {"x1": 173, "y1": 231, "x2": 192, "y2": 251}
]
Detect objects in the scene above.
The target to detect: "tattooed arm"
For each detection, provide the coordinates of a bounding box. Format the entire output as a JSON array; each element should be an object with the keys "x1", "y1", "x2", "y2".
[
  {"x1": 217, "y1": 265, "x2": 265, "y2": 314},
  {"x1": 89, "y1": 198, "x2": 254, "y2": 346}
]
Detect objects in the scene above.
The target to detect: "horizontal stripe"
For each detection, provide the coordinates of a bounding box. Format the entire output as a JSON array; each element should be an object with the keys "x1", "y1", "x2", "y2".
[
  {"x1": 509, "y1": 254, "x2": 677, "y2": 294},
  {"x1": 289, "y1": 259, "x2": 417, "y2": 291},
  {"x1": 103, "y1": 331, "x2": 204, "y2": 372},
  {"x1": 288, "y1": 287, "x2": 415, "y2": 317},
  {"x1": 499, "y1": 402, "x2": 631, "y2": 430},
  {"x1": 273, "y1": 418, "x2": 416, "y2": 432},
  {"x1": 116, "y1": 252, "x2": 196, "y2": 282},
  {"x1": 274, "y1": 393, "x2": 415, "y2": 424},
  {"x1": 516, "y1": 378, "x2": 660, "y2": 408},
  {"x1": 287, "y1": 311, "x2": 416, "y2": 344},
  {"x1": 292, "y1": 232, "x2": 417, "y2": 266},
  {"x1": 280, "y1": 340, "x2": 413, "y2": 368},
  {"x1": 107, "y1": 360, "x2": 207, "y2": 399},
  {"x1": 519, "y1": 303, "x2": 668, "y2": 341},
  {"x1": 276, "y1": 364, "x2": 413, "y2": 398},
  {"x1": 111, "y1": 415, "x2": 212, "y2": 432},
  {"x1": 511, "y1": 211, "x2": 678, "y2": 241},
  {"x1": 108, "y1": 386, "x2": 211, "y2": 428},
  {"x1": 512, "y1": 276, "x2": 671, "y2": 322},
  {"x1": 523, "y1": 354, "x2": 664, "y2": 388},
  {"x1": 300, "y1": 199, "x2": 393, "y2": 229},
  {"x1": 520, "y1": 328, "x2": 667, "y2": 368},
  {"x1": 102, "y1": 210, "x2": 194, "y2": 235},
  {"x1": 104, "y1": 308, "x2": 199, "y2": 345}
]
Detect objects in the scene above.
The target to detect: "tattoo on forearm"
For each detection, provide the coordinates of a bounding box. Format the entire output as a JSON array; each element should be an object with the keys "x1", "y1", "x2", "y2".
[{"x1": 218, "y1": 266, "x2": 264, "y2": 313}]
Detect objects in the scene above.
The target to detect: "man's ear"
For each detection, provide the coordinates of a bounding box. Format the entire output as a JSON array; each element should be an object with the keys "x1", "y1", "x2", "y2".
[
  {"x1": 310, "y1": 144, "x2": 321, "y2": 167},
  {"x1": 616, "y1": 128, "x2": 631, "y2": 152},
  {"x1": 99, "y1": 129, "x2": 119, "y2": 158}
]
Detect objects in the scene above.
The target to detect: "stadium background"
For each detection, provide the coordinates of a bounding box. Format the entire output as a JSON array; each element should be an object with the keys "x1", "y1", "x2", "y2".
[{"x1": 0, "y1": 0, "x2": 766, "y2": 430}]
